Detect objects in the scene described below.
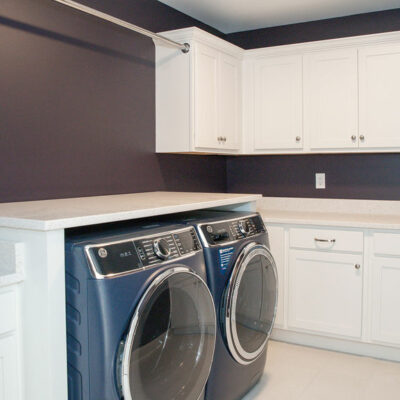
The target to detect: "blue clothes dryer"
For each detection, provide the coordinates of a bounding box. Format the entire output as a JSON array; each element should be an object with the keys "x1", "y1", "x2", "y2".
[
  {"x1": 177, "y1": 211, "x2": 278, "y2": 400},
  {"x1": 65, "y1": 222, "x2": 216, "y2": 400}
]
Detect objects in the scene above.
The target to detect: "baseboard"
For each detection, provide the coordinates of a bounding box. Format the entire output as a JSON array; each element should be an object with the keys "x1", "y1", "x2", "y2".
[{"x1": 271, "y1": 328, "x2": 400, "y2": 362}]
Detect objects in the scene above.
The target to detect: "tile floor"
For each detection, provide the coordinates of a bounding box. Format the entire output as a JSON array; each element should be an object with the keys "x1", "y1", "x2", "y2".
[{"x1": 243, "y1": 341, "x2": 400, "y2": 400}]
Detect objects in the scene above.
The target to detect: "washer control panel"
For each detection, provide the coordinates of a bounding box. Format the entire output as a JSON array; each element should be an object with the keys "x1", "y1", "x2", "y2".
[
  {"x1": 87, "y1": 227, "x2": 201, "y2": 277},
  {"x1": 200, "y1": 214, "x2": 265, "y2": 246}
]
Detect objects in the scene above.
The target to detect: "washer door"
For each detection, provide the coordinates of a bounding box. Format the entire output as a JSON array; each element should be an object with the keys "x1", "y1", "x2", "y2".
[
  {"x1": 224, "y1": 243, "x2": 278, "y2": 365},
  {"x1": 120, "y1": 267, "x2": 216, "y2": 400}
]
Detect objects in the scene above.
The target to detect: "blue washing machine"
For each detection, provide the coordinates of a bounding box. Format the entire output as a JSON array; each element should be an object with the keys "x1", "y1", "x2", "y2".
[
  {"x1": 65, "y1": 221, "x2": 217, "y2": 400},
  {"x1": 177, "y1": 211, "x2": 278, "y2": 400}
]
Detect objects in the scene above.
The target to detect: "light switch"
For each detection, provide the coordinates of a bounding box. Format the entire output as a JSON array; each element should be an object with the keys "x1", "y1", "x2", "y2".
[{"x1": 315, "y1": 173, "x2": 326, "y2": 189}]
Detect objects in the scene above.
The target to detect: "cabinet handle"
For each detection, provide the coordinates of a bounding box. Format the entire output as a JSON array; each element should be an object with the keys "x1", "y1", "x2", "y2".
[
  {"x1": 314, "y1": 238, "x2": 336, "y2": 243},
  {"x1": 223, "y1": 137, "x2": 226, "y2": 142},
  {"x1": 351, "y1": 135, "x2": 356, "y2": 141},
  {"x1": 355, "y1": 264, "x2": 361, "y2": 270},
  {"x1": 217, "y1": 136, "x2": 222, "y2": 143},
  {"x1": 296, "y1": 136, "x2": 301, "y2": 142},
  {"x1": 359, "y1": 135, "x2": 365, "y2": 141}
]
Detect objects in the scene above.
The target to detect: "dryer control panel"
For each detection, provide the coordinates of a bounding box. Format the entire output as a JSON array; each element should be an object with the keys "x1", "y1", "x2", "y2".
[
  {"x1": 86, "y1": 227, "x2": 201, "y2": 278},
  {"x1": 199, "y1": 214, "x2": 265, "y2": 246}
]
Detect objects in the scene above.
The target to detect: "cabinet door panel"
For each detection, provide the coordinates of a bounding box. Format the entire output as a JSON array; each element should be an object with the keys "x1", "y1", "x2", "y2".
[
  {"x1": 359, "y1": 43, "x2": 400, "y2": 148},
  {"x1": 219, "y1": 52, "x2": 240, "y2": 151},
  {"x1": 288, "y1": 250, "x2": 363, "y2": 338},
  {"x1": 254, "y1": 55, "x2": 303, "y2": 150},
  {"x1": 194, "y1": 43, "x2": 219, "y2": 149},
  {"x1": 0, "y1": 335, "x2": 19, "y2": 400},
  {"x1": 371, "y1": 257, "x2": 400, "y2": 346},
  {"x1": 304, "y1": 49, "x2": 358, "y2": 149}
]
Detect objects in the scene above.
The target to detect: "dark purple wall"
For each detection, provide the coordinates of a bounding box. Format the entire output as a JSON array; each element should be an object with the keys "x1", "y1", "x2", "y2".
[
  {"x1": 227, "y1": 154, "x2": 400, "y2": 200},
  {"x1": 0, "y1": 0, "x2": 226, "y2": 203},
  {"x1": 225, "y1": 9, "x2": 400, "y2": 200}
]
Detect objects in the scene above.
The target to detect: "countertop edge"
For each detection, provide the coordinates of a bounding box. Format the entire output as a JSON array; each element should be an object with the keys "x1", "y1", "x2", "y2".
[
  {"x1": 259, "y1": 210, "x2": 400, "y2": 230},
  {"x1": 0, "y1": 194, "x2": 261, "y2": 231}
]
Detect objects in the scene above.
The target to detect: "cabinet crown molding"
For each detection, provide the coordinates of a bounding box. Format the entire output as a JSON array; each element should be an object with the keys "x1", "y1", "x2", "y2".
[
  {"x1": 244, "y1": 30, "x2": 400, "y2": 58},
  {"x1": 156, "y1": 26, "x2": 244, "y2": 58}
]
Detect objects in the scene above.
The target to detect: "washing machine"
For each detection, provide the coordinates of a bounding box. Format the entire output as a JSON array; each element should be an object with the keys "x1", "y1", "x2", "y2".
[
  {"x1": 179, "y1": 211, "x2": 278, "y2": 400},
  {"x1": 65, "y1": 221, "x2": 217, "y2": 400}
]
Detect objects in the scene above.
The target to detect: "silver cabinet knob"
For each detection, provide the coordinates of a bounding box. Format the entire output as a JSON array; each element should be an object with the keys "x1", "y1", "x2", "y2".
[
  {"x1": 360, "y1": 135, "x2": 365, "y2": 141},
  {"x1": 355, "y1": 264, "x2": 361, "y2": 270},
  {"x1": 351, "y1": 135, "x2": 357, "y2": 141},
  {"x1": 223, "y1": 137, "x2": 227, "y2": 142},
  {"x1": 296, "y1": 136, "x2": 301, "y2": 142}
]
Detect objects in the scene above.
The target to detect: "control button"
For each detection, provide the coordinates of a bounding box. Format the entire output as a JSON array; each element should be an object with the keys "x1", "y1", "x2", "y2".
[
  {"x1": 206, "y1": 225, "x2": 213, "y2": 233},
  {"x1": 153, "y1": 238, "x2": 171, "y2": 260},
  {"x1": 238, "y1": 220, "x2": 251, "y2": 236},
  {"x1": 137, "y1": 246, "x2": 146, "y2": 261},
  {"x1": 98, "y1": 248, "x2": 108, "y2": 258}
]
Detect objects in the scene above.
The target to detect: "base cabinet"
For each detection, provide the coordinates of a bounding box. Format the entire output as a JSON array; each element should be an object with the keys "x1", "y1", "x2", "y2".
[
  {"x1": 371, "y1": 257, "x2": 400, "y2": 346},
  {"x1": 0, "y1": 335, "x2": 20, "y2": 400},
  {"x1": 266, "y1": 222, "x2": 400, "y2": 361},
  {"x1": 0, "y1": 287, "x2": 21, "y2": 400},
  {"x1": 288, "y1": 249, "x2": 363, "y2": 338}
]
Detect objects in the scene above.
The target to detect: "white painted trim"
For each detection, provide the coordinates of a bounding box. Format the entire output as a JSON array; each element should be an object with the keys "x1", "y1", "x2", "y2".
[
  {"x1": 158, "y1": 27, "x2": 244, "y2": 58},
  {"x1": 245, "y1": 30, "x2": 400, "y2": 58},
  {"x1": 271, "y1": 327, "x2": 400, "y2": 362}
]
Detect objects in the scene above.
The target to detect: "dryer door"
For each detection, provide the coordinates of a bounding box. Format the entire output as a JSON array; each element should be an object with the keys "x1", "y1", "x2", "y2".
[
  {"x1": 224, "y1": 243, "x2": 278, "y2": 365},
  {"x1": 120, "y1": 267, "x2": 216, "y2": 400}
]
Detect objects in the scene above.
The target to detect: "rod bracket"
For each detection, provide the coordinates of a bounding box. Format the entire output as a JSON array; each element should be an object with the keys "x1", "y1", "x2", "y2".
[{"x1": 181, "y1": 43, "x2": 190, "y2": 54}]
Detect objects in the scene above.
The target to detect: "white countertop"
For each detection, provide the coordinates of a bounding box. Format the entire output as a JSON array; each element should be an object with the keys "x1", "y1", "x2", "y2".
[
  {"x1": 260, "y1": 209, "x2": 400, "y2": 229},
  {"x1": 0, "y1": 191, "x2": 261, "y2": 231},
  {"x1": 258, "y1": 197, "x2": 400, "y2": 230}
]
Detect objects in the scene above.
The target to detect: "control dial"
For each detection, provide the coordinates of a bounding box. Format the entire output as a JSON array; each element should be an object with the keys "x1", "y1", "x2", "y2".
[
  {"x1": 153, "y1": 238, "x2": 171, "y2": 260},
  {"x1": 238, "y1": 220, "x2": 251, "y2": 236}
]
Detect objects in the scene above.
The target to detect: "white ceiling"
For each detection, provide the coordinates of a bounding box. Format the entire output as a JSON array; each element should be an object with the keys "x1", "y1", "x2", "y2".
[{"x1": 157, "y1": 0, "x2": 400, "y2": 33}]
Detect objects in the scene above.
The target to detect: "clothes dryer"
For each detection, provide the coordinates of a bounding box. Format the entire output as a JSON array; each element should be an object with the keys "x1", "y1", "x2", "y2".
[{"x1": 65, "y1": 222, "x2": 216, "y2": 400}]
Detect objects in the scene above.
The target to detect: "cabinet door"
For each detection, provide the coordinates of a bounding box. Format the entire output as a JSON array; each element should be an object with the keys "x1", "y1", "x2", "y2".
[
  {"x1": 304, "y1": 49, "x2": 358, "y2": 149},
  {"x1": 288, "y1": 250, "x2": 363, "y2": 338},
  {"x1": 359, "y1": 43, "x2": 400, "y2": 148},
  {"x1": 218, "y1": 52, "x2": 241, "y2": 151},
  {"x1": 0, "y1": 335, "x2": 20, "y2": 400},
  {"x1": 371, "y1": 257, "x2": 400, "y2": 346},
  {"x1": 194, "y1": 43, "x2": 219, "y2": 149},
  {"x1": 266, "y1": 225, "x2": 286, "y2": 328},
  {"x1": 254, "y1": 55, "x2": 303, "y2": 150}
]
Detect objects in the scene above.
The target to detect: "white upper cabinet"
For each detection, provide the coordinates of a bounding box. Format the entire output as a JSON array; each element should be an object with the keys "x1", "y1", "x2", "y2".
[
  {"x1": 359, "y1": 43, "x2": 400, "y2": 149},
  {"x1": 254, "y1": 55, "x2": 303, "y2": 150},
  {"x1": 304, "y1": 49, "x2": 358, "y2": 150},
  {"x1": 155, "y1": 28, "x2": 243, "y2": 154},
  {"x1": 156, "y1": 29, "x2": 400, "y2": 155},
  {"x1": 218, "y1": 52, "x2": 241, "y2": 151},
  {"x1": 194, "y1": 43, "x2": 219, "y2": 149}
]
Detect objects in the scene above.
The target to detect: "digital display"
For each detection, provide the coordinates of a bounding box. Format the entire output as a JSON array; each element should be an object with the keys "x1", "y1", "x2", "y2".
[
  {"x1": 179, "y1": 231, "x2": 196, "y2": 251},
  {"x1": 91, "y1": 241, "x2": 142, "y2": 276}
]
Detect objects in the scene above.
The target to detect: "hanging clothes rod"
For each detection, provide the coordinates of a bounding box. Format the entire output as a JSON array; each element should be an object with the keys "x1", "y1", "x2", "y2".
[{"x1": 53, "y1": 0, "x2": 190, "y2": 53}]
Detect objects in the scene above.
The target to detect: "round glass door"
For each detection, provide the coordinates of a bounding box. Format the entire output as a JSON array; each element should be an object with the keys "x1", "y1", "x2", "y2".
[
  {"x1": 224, "y1": 243, "x2": 278, "y2": 365},
  {"x1": 120, "y1": 267, "x2": 216, "y2": 400}
]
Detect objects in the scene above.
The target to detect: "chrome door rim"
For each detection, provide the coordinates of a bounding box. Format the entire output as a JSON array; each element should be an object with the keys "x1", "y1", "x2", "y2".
[
  {"x1": 224, "y1": 243, "x2": 278, "y2": 365},
  {"x1": 120, "y1": 266, "x2": 216, "y2": 400}
]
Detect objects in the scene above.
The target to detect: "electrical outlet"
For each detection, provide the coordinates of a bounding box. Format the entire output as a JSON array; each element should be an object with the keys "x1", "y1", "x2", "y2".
[{"x1": 315, "y1": 173, "x2": 326, "y2": 189}]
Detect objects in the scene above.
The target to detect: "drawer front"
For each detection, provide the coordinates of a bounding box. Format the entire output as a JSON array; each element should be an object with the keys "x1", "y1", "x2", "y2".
[
  {"x1": 290, "y1": 228, "x2": 363, "y2": 253},
  {"x1": 0, "y1": 290, "x2": 17, "y2": 335},
  {"x1": 373, "y1": 232, "x2": 400, "y2": 256}
]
